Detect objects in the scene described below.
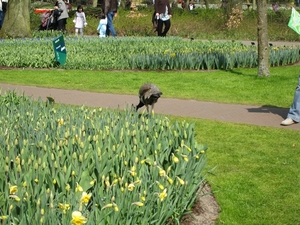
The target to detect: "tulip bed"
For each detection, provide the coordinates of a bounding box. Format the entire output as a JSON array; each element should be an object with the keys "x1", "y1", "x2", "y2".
[
  {"x1": 0, "y1": 90, "x2": 208, "y2": 225},
  {"x1": 0, "y1": 36, "x2": 299, "y2": 70}
]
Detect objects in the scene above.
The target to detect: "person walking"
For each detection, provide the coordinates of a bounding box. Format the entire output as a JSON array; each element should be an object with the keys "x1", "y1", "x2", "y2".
[
  {"x1": 0, "y1": 0, "x2": 8, "y2": 30},
  {"x1": 154, "y1": 0, "x2": 172, "y2": 37},
  {"x1": 102, "y1": 0, "x2": 118, "y2": 37},
  {"x1": 281, "y1": 76, "x2": 300, "y2": 126},
  {"x1": 97, "y1": 13, "x2": 107, "y2": 38},
  {"x1": 55, "y1": 0, "x2": 69, "y2": 32},
  {"x1": 73, "y1": 5, "x2": 87, "y2": 36}
]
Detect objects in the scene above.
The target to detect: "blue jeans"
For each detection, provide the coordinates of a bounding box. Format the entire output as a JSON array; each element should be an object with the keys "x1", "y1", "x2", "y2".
[
  {"x1": 0, "y1": 11, "x2": 4, "y2": 29},
  {"x1": 287, "y1": 76, "x2": 300, "y2": 122},
  {"x1": 106, "y1": 11, "x2": 117, "y2": 37}
]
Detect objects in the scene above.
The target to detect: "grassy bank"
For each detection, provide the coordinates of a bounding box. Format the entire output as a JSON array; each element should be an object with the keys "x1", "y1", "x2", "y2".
[
  {"x1": 1, "y1": 66, "x2": 299, "y2": 108},
  {"x1": 31, "y1": 6, "x2": 300, "y2": 41}
]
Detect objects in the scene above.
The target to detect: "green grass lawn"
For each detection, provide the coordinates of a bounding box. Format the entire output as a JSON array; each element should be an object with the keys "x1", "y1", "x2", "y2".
[
  {"x1": 1, "y1": 65, "x2": 299, "y2": 108},
  {"x1": 1, "y1": 67, "x2": 300, "y2": 224}
]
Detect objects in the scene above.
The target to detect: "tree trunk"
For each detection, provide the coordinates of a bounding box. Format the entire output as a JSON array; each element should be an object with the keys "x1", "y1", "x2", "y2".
[
  {"x1": 205, "y1": 0, "x2": 209, "y2": 9},
  {"x1": 252, "y1": 0, "x2": 256, "y2": 9},
  {"x1": 257, "y1": 0, "x2": 270, "y2": 77},
  {"x1": 93, "y1": 0, "x2": 98, "y2": 7},
  {"x1": 0, "y1": 0, "x2": 31, "y2": 38}
]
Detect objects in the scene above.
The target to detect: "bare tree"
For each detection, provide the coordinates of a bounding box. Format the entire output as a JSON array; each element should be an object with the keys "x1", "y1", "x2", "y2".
[
  {"x1": 0, "y1": 0, "x2": 31, "y2": 38},
  {"x1": 257, "y1": 0, "x2": 270, "y2": 76}
]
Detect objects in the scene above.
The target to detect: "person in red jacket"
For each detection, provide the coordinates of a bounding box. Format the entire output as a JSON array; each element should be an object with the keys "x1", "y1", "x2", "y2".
[{"x1": 154, "y1": 0, "x2": 172, "y2": 37}]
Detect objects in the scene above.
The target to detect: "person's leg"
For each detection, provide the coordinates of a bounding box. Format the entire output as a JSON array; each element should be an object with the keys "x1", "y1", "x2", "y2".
[
  {"x1": 57, "y1": 19, "x2": 63, "y2": 31},
  {"x1": 161, "y1": 19, "x2": 171, "y2": 37},
  {"x1": 106, "y1": 11, "x2": 117, "y2": 37},
  {"x1": 287, "y1": 78, "x2": 300, "y2": 122},
  {"x1": 57, "y1": 19, "x2": 67, "y2": 32},
  {"x1": 281, "y1": 76, "x2": 300, "y2": 125},
  {"x1": 75, "y1": 28, "x2": 79, "y2": 35},
  {"x1": 0, "y1": 11, "x2": 4, "y2": 29},
  {"x1": 157, "y1": 19, "x2": 164, "y2": 36}
]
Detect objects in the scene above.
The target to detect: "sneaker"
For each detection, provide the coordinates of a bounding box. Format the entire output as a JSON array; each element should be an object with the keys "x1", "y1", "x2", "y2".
[{"x1": 281, "y1": 118, "x2": 296, "y2": 126}]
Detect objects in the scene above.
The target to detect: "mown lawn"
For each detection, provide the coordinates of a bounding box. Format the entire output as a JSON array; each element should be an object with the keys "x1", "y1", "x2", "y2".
[{"x1": 1, "y1": 66, "x2": 300, "y2": 224}]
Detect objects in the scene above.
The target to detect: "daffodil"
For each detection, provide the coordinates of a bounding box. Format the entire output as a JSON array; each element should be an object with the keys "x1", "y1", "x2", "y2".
[
  {"x1": 101, "y1": 203, "x2": 113, "y2": 210},
  {"x1": 157, "y1": 166, "x2": 166, "y2": 177},
  {"x1": 167, "y1": 176, "x2": 173, "y2": 185},
  {"x1": 59, "y1": 203, "x2": 71, "y2": 214},
  {"x1": 90, "y1": 179, "x2": 96, "y2": 186},
  {"x1": 128, "y1": 183, "x2": 135, "y2": 191},
  {"x1": 9, "y1": 185, "x2": 18, "y2": 195},
  {"x1": 172, "y1": 153, "x2": 179, "y2": 163},
  {"x1": 71, "y1": 211, "x2": 87, "y2": 225},
  {"x1": 158, "y1": 189, "x2": 167, "y2": 201},
  {"x1": 176, "y1": 176, "x2": 185, "y2": 185},
  {"x1": 58, "y1": 118, "x2": 64, "y2": 126},
  {"x1": 81, "y1": 192, "x2": 92, "y2": 205},
  {"x1": 9, "y1": 195, "x2": 21, "y2": 202},
  {"x1": 65, "y1": 184, "x2": 71, "y2": 192},
  {"x1": 156, "y1": 181, "x2": 164, "y2": 190},
  {"x1": 75, "y1": 183, "x2": 83, "y2": 192},
  {"x1": 0, "y1": 215, "x2": 8, "y2": 220},
  {"x1": 132, "y1": 202, "x2": 144, "y2": 207}
]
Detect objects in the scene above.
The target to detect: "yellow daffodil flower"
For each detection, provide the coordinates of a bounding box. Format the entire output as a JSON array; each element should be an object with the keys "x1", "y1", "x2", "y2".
[
  {"x1": 156, "y1": 181, "x2": 164, "y2": 190},
  {"x1": 9, "y1": 185, "x2": 18, "y2": 195},
  {"x1": 101, "y1": 203, "x2": 113, "y2": 210},
  {"x1": 65, "y1": 184, "x2": 71, "y2": 192},
  {"x1": 158, "y1": 189, "x2": 167, "y2": 201},
  {"x1": 0, "y1": 215, "x2": 8, "y2": 220},
  {"x1": 128, "y1": 183, "x2": 135, "y2": 191},
  {"x1": 167, "y1": 176, "x2": 174, "y2": 185},
  {"x1": 81, "y1": 192, "x2": 92, "y2": 205},
  {"x1": 90, "y1": 179, "x2": 96, "y2": 186},
  {"x1": 172, "y1": 153, "x2": 179, "y2": 163},
  {"x1": 132, "y1": 202, "x2": 144, "y2": 207},
  {"x1": 71, "y1": 211, "x2": 87, "y2": 225},
  {"x1": 158, "y1": 168, "x2": 166, "y2": 177},
  {"x1": 176, "y1": 176, "x2": 185, "y2": 185},
  {"x1": 9, "y1": 195, "x2": 21, "y2": 202},
  {"x1": 75, "y1": 183, "x2": 83, "y2": 192},
  {"x1": 58, "y1": 203, "x2": 71, "y2": 214}
]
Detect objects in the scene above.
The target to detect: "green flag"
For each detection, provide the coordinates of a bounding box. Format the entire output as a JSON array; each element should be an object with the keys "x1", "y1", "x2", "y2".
[
  {"x1": 288, "y1": 7, "x2": 300, "y2": 35},
  {"x1": 52, "y1": 35, "x2": 67, "y2": 65}
]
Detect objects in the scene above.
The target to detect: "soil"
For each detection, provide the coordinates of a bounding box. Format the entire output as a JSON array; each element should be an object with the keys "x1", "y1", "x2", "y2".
[{"x1": 180, "y1": 183, "x2": 220, "y2": 225}]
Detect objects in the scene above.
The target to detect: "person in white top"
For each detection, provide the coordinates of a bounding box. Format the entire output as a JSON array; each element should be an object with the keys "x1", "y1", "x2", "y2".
[
  {"x1": 73, "y1": 5, "x2": 87, "y2": 36},
  {"x1": 0, "y1": 0, "x2": 8, "y2": 29}
]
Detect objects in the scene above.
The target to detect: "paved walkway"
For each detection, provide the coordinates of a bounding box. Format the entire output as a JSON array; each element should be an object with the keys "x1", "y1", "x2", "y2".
[{"x1": 1, "y1": 83, "x2": 299, "y2": 131}]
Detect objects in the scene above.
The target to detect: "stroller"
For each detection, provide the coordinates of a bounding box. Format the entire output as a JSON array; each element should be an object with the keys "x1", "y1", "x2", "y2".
[{"x1": 38, "y1": 9, "x2": 60, "y2": 31}]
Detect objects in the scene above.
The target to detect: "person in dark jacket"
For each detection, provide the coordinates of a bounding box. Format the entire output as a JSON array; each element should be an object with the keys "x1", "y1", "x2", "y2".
[
  {"x1": 102, "y1": 0, "x2": 118, "y2": 37},
  {"x1": 154, "y1": 0, "x2": 172, "y2": 37},
  {"x1": 55, "y1": 0, "x2": 69, "y2": 32}
]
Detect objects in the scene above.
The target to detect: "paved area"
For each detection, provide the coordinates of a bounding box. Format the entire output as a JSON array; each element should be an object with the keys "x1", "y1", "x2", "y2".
[{"x1": 1, "y1": 83, "x2": 299, "y2": 131}]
